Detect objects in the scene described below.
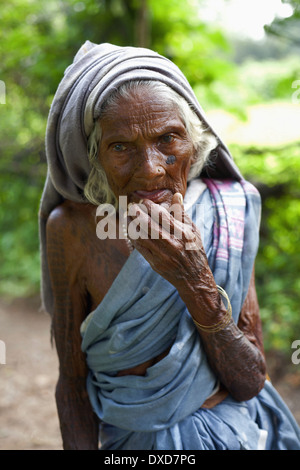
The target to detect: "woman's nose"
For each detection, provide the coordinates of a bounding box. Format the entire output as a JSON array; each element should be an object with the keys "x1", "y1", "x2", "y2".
[{"x1": 134, "y1": 146, "x2": 165, "y2": 179}]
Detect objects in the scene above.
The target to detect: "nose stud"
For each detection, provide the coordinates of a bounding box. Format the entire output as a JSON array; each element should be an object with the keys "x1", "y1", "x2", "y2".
[{"x1": 166, "y1": 155, "x2": 176, "y2": 165}]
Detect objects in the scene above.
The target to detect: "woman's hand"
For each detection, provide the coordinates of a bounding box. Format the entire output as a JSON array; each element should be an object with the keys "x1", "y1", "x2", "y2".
[{"x1": 126, "y1": 192, "x2": 211, "y2": 290}]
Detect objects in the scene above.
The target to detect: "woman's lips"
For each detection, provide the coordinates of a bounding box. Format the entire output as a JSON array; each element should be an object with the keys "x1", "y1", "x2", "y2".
[{"x1": 133, "y1": 189, "x2": 169, "y2": 202}]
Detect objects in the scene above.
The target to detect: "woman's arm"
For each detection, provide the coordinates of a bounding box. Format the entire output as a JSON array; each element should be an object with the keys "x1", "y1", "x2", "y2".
[
  {"x1": 186, "y1": 268, "x2": 266, "y2": 402},
  {"x1": 129, "y1": 195, "x2": 266, "y2": 402},
  {"x1": 46, "y1": 205, "x2": 99, "y2": 450}
]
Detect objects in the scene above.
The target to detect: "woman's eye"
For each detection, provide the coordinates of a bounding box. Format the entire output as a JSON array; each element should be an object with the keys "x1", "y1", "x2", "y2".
[
  {"x1": 161, "y1": 134, "x2": 174, "y2": 144},
  {"x1": 112, "y1": 143, "x2": 126, "y2": 151}
]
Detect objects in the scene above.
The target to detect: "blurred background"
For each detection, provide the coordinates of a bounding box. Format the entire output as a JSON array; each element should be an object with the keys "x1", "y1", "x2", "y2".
[{"x1": 0, "y1": 0, "x2": 299, "y2": 450}]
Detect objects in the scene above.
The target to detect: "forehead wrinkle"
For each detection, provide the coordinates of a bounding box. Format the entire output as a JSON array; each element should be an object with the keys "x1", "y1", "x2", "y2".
[
  {"x1": 100, "y1": 89, "x2": 189, "y2": 144},
  {"x1": 104, "y1": 94, "x2": 173, "y2": 117},
  {"x1": 129, "y1": 114, "x2": 181, "y2": 138},
  {"x1": 102, "y1": 109, "x2": 184, "y2": 143}
]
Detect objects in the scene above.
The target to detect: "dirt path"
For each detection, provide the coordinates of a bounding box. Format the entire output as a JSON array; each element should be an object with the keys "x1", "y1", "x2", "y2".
[
  {"x1": 0, "y1": 296, "x2": 299, "y2": 450},
  {"x1": 0, "y1": 297, "x2": 62, "y2": 450}
]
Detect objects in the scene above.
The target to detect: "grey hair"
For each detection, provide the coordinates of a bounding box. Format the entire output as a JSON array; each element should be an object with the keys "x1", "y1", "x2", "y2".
[{"x1": 84, "y1": 80, "x2": 218, "y2": 206}]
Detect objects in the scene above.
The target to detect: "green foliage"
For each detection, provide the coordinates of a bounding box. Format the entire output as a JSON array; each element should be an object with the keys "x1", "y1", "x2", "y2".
[
  {"x1": 0, "y1": 171, "x2": 44, "y2": 298},
  {"x1": 264, "y1": 0, "x2": 300, "y2": 44},
  {"x1": 236, "y1": 55, "x2": 300, "y2": 103},
  {"x1": 231, "y1": 142, "x2": 300, "y2": 353},
  {"x1": 149, "y1": 0, "x2": 232, "y2": 87}
]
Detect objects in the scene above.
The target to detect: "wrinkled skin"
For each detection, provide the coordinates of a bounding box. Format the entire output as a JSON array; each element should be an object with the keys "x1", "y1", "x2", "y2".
[
  {"x1": 46, "y1": 88, "x2": 266, "y2": 449},
  {"x1": 98, "y1": 88, "x2": 195, "y2": 206}
]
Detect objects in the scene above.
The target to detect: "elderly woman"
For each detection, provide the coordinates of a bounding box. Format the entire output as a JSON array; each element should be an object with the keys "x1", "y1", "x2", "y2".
[{"x1": 40, "y1": 42, "x2": 300, "y2": 450}]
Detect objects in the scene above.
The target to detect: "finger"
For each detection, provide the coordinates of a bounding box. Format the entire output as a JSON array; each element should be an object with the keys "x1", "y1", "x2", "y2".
[
  {"x1": 127, "y1": 199, "x2": 192, "y2": 242},
  {"x1": 131, "y1": 239, "x2": 160, "y2": 270},
  {"x1": 128, "y1": 210, "x2": 161, "y2": 241},
  {"x1": 129, "y1": 201, "x2": 169, "y2": 238},
  {"x1": 131, "y1": 197, "x2": 183, "y2": 226},
  {"x1": 168, "y1": 193, "x2": 184, "y2": 225},
  {"x1": 141, "y1": 198, "x2": 184, "y2": 235},
  {"x1": 171, "y1": 192, "x2": 183, "y2": 207}
]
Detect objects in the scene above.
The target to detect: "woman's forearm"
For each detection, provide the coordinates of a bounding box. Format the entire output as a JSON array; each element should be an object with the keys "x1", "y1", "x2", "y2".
[
  {"x1": 177, "y1": 274, "x2": 266, "y2": 402},
  {"x1": 197, "y1": 320, "x2": 266, "y2": 401}
]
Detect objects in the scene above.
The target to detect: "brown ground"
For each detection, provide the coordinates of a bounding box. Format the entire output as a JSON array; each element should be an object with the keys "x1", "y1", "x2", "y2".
[{"x1": 0, "y1": 296, "x2": 299, "y2": 450}]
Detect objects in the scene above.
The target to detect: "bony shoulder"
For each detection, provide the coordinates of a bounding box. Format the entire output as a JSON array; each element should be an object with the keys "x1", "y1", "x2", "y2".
[
  {"x1": 46, "y1": 200, "x2": 96, "y2": 237},
  {"x1": 48, "y1": 200, "x2": 94, "y2": 222}
]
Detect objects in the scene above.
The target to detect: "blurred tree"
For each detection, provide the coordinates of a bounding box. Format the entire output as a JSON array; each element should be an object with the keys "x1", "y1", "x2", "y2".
[
  {"x1": 135, "y1": 0, "x2": 151, "y2": 47},
  {"x1": 265, "y1": 0, "x2": 300, "y2": 44},
  {"x1": 231, "y1": 36, "x2": 297, "y2": 63}
]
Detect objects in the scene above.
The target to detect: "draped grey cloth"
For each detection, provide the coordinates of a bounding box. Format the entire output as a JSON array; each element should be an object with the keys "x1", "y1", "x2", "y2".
[{"x1": 39, "y1": 41, "x2": 242, "y2": 315}]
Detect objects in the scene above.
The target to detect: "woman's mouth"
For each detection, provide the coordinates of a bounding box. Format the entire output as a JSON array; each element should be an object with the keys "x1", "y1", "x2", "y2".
[{"x1": 133, "y1": 189, "x2": 170, "y2": 203}]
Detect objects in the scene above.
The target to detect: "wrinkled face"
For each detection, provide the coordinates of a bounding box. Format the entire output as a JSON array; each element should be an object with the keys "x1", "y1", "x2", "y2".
[{"x1": 98, "y1": 88, "x2": 195, "y2": 206}]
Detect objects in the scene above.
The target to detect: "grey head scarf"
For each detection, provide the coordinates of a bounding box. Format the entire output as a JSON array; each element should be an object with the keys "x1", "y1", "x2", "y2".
[{"x1": 39, "y1": 40, "x2": 242, "y2": 315}]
